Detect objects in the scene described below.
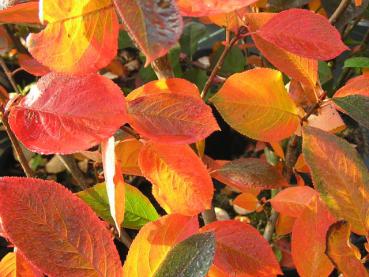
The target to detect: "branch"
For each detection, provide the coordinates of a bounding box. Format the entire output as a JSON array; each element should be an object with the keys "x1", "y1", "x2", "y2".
[
  {"x1": 57, "y1": 155, "x2": 89, "y2": 190},
  {"x1": 0, "y1": 57, "x2": 20, "y2": 94},
  {"x1": 329, "y1": 0, "x2": 351, "y2": 24}
]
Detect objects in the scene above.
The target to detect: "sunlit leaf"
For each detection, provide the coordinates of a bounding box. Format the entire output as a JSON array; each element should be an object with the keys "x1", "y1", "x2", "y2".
[
  {"x1": 200, "y1": 220, "x2": 282, "y2": 276},
  {"x1": 123, "y1": 214, "x2": 199, "y2": 276},
  {"x1": 257, "y1": 9, "x2": 348, "y2": 60},
  {"x1": 303, "y1": 126, "x2": 369, "y2": 235},
  {"x1": 334, "y1": 74, "x2": 369, "y2": 98},
  {"x1": 8, "y1": 73, "x2": 127, "y2": 154},
  {"x1": 0, "y1": 2, "x2": 39, "y2": 23},
  {"x1": 0, "y1": 177, "x2": 122, "y2": 277},
  {"x1": 18, "y1": 53, "x2": 50, "y2": 76},
  {"x1": 276, "y1": 214, "x2": 295, "y2": 236},
  {"x1": 113, "y1": 0, "x2": 183, "y2": 65},
  {"x1": 115, "y1": 138, "x2": 143, "y2": 176},
  {"x1": 139, "y1": 142, "x2": 213, "y2": 215},
  {"x1": 233, "y1": 192, "x2": 259, "y2": 213},
  {"x1": 326, "y1": 221, "x2": 369, "y2": 277},
  {"x1": 211, "y1": 68, "x2": 299, "y2": 142},
  {"x1": 27, "y1": 0, "x2": 118, "y2": 74}
]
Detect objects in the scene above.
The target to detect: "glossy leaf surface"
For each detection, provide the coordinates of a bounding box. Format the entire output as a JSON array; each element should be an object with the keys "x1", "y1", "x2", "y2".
[
  {"x1": 139, "y1": 143, "x2": 213, "y2": 215},
  {"x1": 211, "y1": 68, "x2": 299, "y2": 142},
  {"x1": 0, "y1": 177, "x2": 122, "y2": 277},
  {"x1": 9, "y1": 73, "x2": 127, "y2": 154}
]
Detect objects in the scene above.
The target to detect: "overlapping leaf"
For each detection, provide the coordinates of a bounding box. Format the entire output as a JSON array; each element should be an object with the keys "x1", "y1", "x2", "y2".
[
  {"x1": 8, "y1": 73, "x2": 127, "y2": 154},
  {"x1": 211, "y1": 68, "x2": 299, "y2": 142},
  {"x1": 0, "y1": 177, "x2": 122, "y2": 277},
  {"x1": 334, "y1": 74, "x2": 369, "y2": 98},
  {"x1": 333, "y1": 95, "x2": 369, "y2": 128},
  {"x1": 123, "y1": 214, "x2": 199, "y2": 276},
  {"x1": 303, "y1": 126, "x2": 369, "y2": 235},
  {"x1": 326, "y1": 221, "x2": 369, "y2": 277},
  {"x1": 139, "y1": 143, "x2": 213, "y2": 215},
  {"x1": 291, "y1": 196, "x2": 335, "y2": 277},
  {"x1": 27, "y1": 0, "x2": 118, "y2": 74},
  {"x1": 200, "y1": 221, "x2": 282, "y2": 276},
  {"x1": 0, "y1": 1, "x2": 39, "y2": 23},
  {"x1": 115, "y1": 138, "x2": 143, "y2": 176},
  {"x1": 18, "y1": 53, "x2": 50, "y2": 76},
  {"x1": 0, "y1": 251, "x2": 42, "y2": 277},
  {"x1": 113, "y1": 0, "x2": 183, "y2": 65},
  {"x1": 257, "y1": 9, "x2": 348, "y2": 60}
]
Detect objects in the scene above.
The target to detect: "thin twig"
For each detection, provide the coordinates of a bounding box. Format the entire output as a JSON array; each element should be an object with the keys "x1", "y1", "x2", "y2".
[
  {"x1": 0, "y1": 57, "x2": 20, "y2": 94},
  {"x1": 301, "y1": 92, "x2": 328, "y2": 122},
  {"x1": 57, "y1": 155, "x2": 89, "y2": 190},
  {"x1": 329, "y1": 0, "x2": 351, "y2": 24}
]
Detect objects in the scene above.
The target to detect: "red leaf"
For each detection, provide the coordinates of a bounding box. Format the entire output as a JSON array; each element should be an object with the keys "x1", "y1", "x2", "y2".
[
  {"x1": 9, "y1": 73, "x2": 127, "y2": 154},
  {"x1": 0, "y1": 177, "x2": 122, "y2": 277},
  {"x1": 123, "y1": 214, "x2": 199, "y2": 276},
  {"x1": 291, "y1": 196, "x2": 335, "y2": 277},
  {"x1": 127, "y1": 93, "x2": 219, "y2": 144},
  {"x1": 113, "y1": 0, "x2": 183, "y2": 65},
  {"x1": 18, "y1": 53, "x2": 50, "y2": 76},
  {"x1": 176, "y1": 0, "x2": 258, "y2": 17},
  {"x1": 0, "y1": 2, "x2": 39, "y2": 24},
  {"x1": 270, "y1": 186, "x2": 318, "y2": 217},
  {"x1": 138, "y1": 142, "x2": 214, "y2": 215},
  {"x1": 200, "y1": 221, "x2": 282, "y2": 276},
  {"x1": 257, "y1": 9, "x2": 349, "y2": 60},
  {"x1": 334, "y1": 74, "x2": 369, "y2": 98}
]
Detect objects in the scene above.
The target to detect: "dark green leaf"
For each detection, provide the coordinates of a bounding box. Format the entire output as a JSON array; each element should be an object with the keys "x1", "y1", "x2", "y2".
[
  {"x1": 319, "y1": 61, "x2": 332, "y2": 85},
  {"x1": 183, "y1": 68, "x2": 208, "y2": 91},
  {"x1": 154, "y1": 232, "x2": 216, "y2": 277},
  {"x1": 344, "y1": 57, "x2": 369, "y2": 69},
  {"x1": 180, "y1": 22, "x2": 208, "y2": 59},
  {"x1": 333, "y1": 95, "x2": 369, "y2": 128},
  {"x1": 211, "y1": 46, "x2": 245, "y2": 76}
]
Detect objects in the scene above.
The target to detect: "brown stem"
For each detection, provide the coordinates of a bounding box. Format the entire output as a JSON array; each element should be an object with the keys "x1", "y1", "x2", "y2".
[
  {"x1": 119, "y1": 229, "x2": 132, "y2": 248},
  {"x1": 329, "y1": 0, "x2": 351, "y2": 24},
  {"x1": 0, "y1": 57, "x2": 20, "y2": 94},
  {"x1": 120, "y1": 125, "x2": 140, "y2": 140},
  {"x1": 57, "y1": 155, "x2": 88, "y2": 190},
  {"x1": 301, "y1": 92, "x2": 327, "y2": 122},
  {"x1": 202, "y1": 206, "x2": 217, "y2": 225},
  {"x1": 151, "y1": 55, "x2": 174, "y2": 80}
]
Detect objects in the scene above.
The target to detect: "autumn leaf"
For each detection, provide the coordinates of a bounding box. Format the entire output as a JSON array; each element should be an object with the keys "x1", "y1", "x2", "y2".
[
  {"x1": 18, "y1": 53, "x2": 50, "y2": 76},
  {"x1": 123, "y1": 214, "x2": 199, "y2": 276},
  {"x1": 9, "y1": 73, "x2": 127, "y2": 154},
  {"x1": 270, "y1": 186, "x2": 318, "y2": 217},
  {"x1": 139, "y1": 142, "x2": 213, "y2": 215},
  {"x1": 27, "y1": 0, "x2": 118, "y2": 74},
  {"x1": 101, "y1": 137, "x2": 125, "y2": 235},
  {"x1": 212, "y1": 158, "x2": 288, "y2": 192},
  {"x1": 176, "y1": 0, "x2": 258, "y2": 17},
  {"x1": 0, "y1": 250, "x2": 43, "y2": 277},
  {"x1": 113, "y1": 0, "x2": 183, "y2": 65},
  {"x1": 303, "y1": 126, "x2": 369, "y2": 235},
  {"x1": 127, "y1": 92, "x2": 219, "y2": 144},
  {"x1": 333, "y1": 95, "x2": 369, "y2": 128},
  {"x1": 115, "y1": 138, "x2": 143, "y2": 176},
  {"x1": 326, "y1": 221, "x2": 369, "y2": 277},
  {"x1": 276, "y1": 214, "x2": 295, "y2": 236},
  {"x1": 334, "y1": 74, "x2": 369, "y2": 98},
  {"x1": 244, "y1": 12, "x2": 318, "y2": 88},
  {"x1": 200, "y1": 220, "x2": 282, "y2": 276},
  {"x1": 257, "y1": 9, "x2": 348, "y2": 60},
  {"x1": 0, "y1": 177, "x2": 122, "y2": 277},
  {"x1": 211, "y1": 68, "x2": 299, "y2": 142},
  {"x1": 0, "y1": 1, "x2": 39, "y2": 24},
  {"x1": 291, "y1": 196, "x2": 335, "y2": 277},
  {"x1": 233, "y1": 192, "x2": 259, "y2": 213},
  {"x1": 154, "y1": 232, "x2": 216, "y2": 277}
]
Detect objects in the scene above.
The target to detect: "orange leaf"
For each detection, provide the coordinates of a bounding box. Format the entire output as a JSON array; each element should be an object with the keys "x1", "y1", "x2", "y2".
[
  {"x1": 114, "y1": 0, "x2": 183, "y2": 65},
  {"x1": 0, "y1": 2, "x2": 39, "y2": 24},
  {"x1": 334, "y1": 74, "x2": 369, "y2": 98},
  {"x1": 294, "y1": 154, "x2": 310, "y2": 173},
  {"x1": 138, "y1": 143, "x2": 213, "y2": 215},
  {"x1": 200, "y1": 220, "x2": 282, "y2": 276},
  {"x1": 115, "y1": 138, "x2": 143, "y2": 176},
  {"x1": 212, "y1": 158, "x2": 288, "y2": 192},
  {"x1": 211, "y1": 68, "x2": 299, "y2": 142},
  {"x1": 303, "y1": 126, "x2": 369, "y2": 235},
  {"x1": 270, "y1": 186, "x2": 317, "y2": 217},
  {"x1": 233, "y1": 193, "x2": 259, "y2": 213},
  {"x1": 326, "y1": 221, "x2": 369, "y2": 277},
  {"x1": 18, "y1": 53, "x2": 50, "y2": 76},
  {"x1": 244, "y1": 13, "x2": 318, "y2": 88},
  {"x1": 355, "y1": 0, "x2": 363, "y2": 6},
  {"x1": 127, "y1": 92, "x2": 219, "y2": 144},
  {"x1": 101, "y1": 137, "x2": 125, "y2": 235},
  {"x1": 0, "y1": 177, "x2": 122, "y2": 276},
  {"x1": 0, "y1": 250, "x2": 42, "y2": 277},
  {"x1": 291, "y1": 196, "x2": 335, "y2": 277},
  {"x1": 204, "y1": 8, "x2": 248, "y2": 33},
  {"x1": 276, "y1": 214, "x2": 295, "y2": 236},
  {"x1": 27, "y1": 0, "x2": 118, "y2": 74},
  {"x1": 307, "y1": 101, "x2": 345, "y2": 133},
  {"x1": 123, "y1": 214, "x2": 199, "y2": 276}
]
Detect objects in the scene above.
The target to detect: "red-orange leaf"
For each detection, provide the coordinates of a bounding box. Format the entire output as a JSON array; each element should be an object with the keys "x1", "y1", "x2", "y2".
[
  {"x1": 18, "y1": 53, "x2": 50, "y2": 76},
  {"x1": 276, "y1": 214, "x2": 295, "y2": 236},
  {"x1": 0, "y1": 250, "x2": 43, "y2": 277},
  {"x1": 326, "y1": 221, "x2": 369, "y2": 277},
  {"x1": 0, "y1": 177, "x2": 122, "y2": 277},
  {"x1": 9, "y1": 73, "x2": 127, "y2": 154},
  {"x1": 176, "y1": 0, "x2": 258, "y2": 17},
  {"x1": 114, "y1": 0, "x2": 183, "y2": 65},
  {"x1": 0, "y1": 2, "x2": 39, "y2": 24},
  {"x1": 303, "y1": 126, "x2": 369, "y2": 235},
  {"x1": 138, "y1": 142, "x2": 213, "y2": 215},
  {"x1": 257, "y1": 9, "x2": 348, "y2": 60},
  {"x1": 200, "y1": 220, "x2": 282, "y2": 276},
  {"x1": 334, "y1": 74, "x2": 369, "y2": 98},
  {"x1": 291, "y1": 196, "x2": 335, "y2": 277},
  {"x1": 27, "y1": 0, "x2": 118, "y2": 74},
  {"x1": 270, "y1": 186, "x2": 318, "y2": 217},
  {"x1": 127, "y1": 93, "x2": 219, "y2": 144},
  {"x1": 212, "y1": 158, "x2": 288, "y2": 192},
  {"x1": 123, "y1": 214, "x2": 199, "y2": 276}
]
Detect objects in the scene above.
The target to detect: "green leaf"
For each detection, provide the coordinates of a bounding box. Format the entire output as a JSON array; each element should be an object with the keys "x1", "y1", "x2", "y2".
[
  {"x1": 154, "y1": 232, "x2": 216, "y2": 277},
  {"x1": 344, "y1": 57, "x2": 369, "y2": 68},
  {"x1": 183, "y1": 68, "x2": 208, "y2": 91},
  {"x1": 319, "y1": 61, "x2": 332, "y2": 85},
  {"x1": 118, "y1": 30, "x2": 135, "y2": 49},
  {"x1": 333, "y1": 95, "x2": 369, "y2": 128},
  {"x1": 77, "y1": 183, "x2": 159, "y2": 229},
  {"x1": 211, "y1": 46, "x2": 245, "y2": 76},
  {"x1": 168, "y1": 44, "x2": 183, "y2": 77},
  {"x1": 180, "y1": 22, "x2": 208, "y2": 59}
]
